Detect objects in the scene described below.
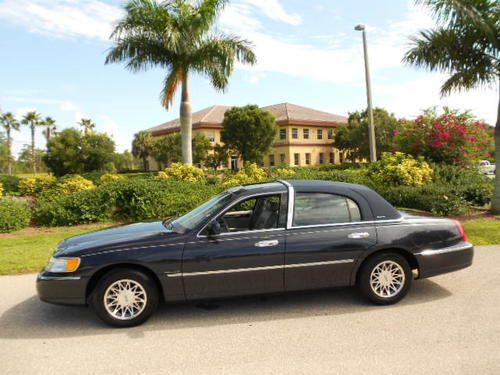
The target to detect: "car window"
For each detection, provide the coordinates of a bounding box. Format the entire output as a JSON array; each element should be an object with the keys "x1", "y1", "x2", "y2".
[
  {"x1": 216, "y1": 194, "x2": 282, "y2": 233},
  {"x1": 293, "y1": 193, "x2": 361, "y2": 226}
]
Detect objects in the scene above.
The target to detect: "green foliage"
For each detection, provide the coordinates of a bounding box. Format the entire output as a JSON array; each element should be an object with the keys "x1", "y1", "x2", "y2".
[
  {"x1": 0, "y1": 198, "x2": 31, "y2": 233},
  {"x1": 132, "y1": 131, "x2": 155, "y2": 171},
  {"x1": 220, "y1": 163, "x2": 269, "y2": 189},
  {"x1": 158, "y1": 163, "x2": 205, "y2": 183},
  {"x1": 206, "y1": 143, "x2": 228, "y2": 170},
  {"x1": 368, "y1": 152, "x2": 433, "y2": 187},
  {"x1": 221, "y1": 105, "x2": 278, "y2": 164},
  {"x1": 55, "y1": 175, "x2": 95, "y2": 195},
  {"x1": 100, "y1": 173, "x2": 126, "y2": 184},
  {"x1": 0, "y1": 182, "x2": 3, "y2": 197},
  {"x1": 0, "y1": 175, "x2": 20, "y2": 193},
  {"x1": 19, "y1": 175, "x2": 57, "y2": 196},
  {"x1": 334, "y1": 108, "x2": 400, "y2": 160},
  {"x1": 153, "y1": 133, "x2": 212, "y2": 167},
  {"x1": 44, "y1": 128, "x2": 116, "y2": 176}
]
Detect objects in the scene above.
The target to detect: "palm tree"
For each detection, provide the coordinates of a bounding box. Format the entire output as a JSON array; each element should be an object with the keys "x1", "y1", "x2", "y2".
[
  {"x1": 106, "y1": 0, "x2": 256, "y2": 165},
  {"x1": 43, "y1": 116, "x2": 57, "y2": 142},
  {"x1": 403, "y1": 0, "x2": 499, "y2": 213},
  {"x1": 21, "y1": 111, "x2": 42, "y2": 173},
  {"x1": 78, "y1": 118, "x2": 96, "y2": 134},
  {"x1": 0, "y1": 111, "x2": 20, "y2": 174},
  {"x1": 132, "y1": 131, "x2": 154, "y2": 171}
]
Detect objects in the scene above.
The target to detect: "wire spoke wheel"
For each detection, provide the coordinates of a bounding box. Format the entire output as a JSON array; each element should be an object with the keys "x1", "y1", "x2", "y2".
[
  {"x1": 369, "y1": 260, "x2": 405, "y2": 298},
  {"x1": 104, "y1": 279, "x2": 148, "y2": 321}
]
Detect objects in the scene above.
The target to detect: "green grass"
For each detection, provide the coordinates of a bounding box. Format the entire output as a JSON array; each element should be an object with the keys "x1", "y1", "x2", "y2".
[
  {"x1": 0, "y1": 223, "x2": 114, "y2": 275},
  {"x1": 0, "y1": 217, "x2": 498, "y2": 276},
  {"x1": 463, "y1": 218, "x2": 500, "y2": 246}
]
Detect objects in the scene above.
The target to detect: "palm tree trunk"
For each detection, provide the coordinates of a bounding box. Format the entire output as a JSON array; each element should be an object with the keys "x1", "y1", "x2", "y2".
[
  {"x1": 31, "y1": 124, "x2": 37, "y2": 174},
  {"x1": 6, "y1": 127, "x2": 12, "y2": 175},
  {"x1": 491, "y1": 89, "x2": 500, "y2": 214},
  {"x1": 143, "y1": 156, "x2": 148, "y2": 171},
  {"x1": 180, "y1": 73, "x2": 193, "y2": 165}
]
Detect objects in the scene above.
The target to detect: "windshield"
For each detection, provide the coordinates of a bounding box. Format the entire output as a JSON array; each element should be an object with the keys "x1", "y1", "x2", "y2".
[{"x1": 165, "y1": 192, "x2": 232, "y2": 233}]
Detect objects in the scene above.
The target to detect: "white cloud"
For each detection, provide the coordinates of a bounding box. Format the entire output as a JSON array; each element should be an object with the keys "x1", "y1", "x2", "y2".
[
  {"x1": 60, "y1": 100, "x2": 85, "y2": 123},
  {"x1": 0, "y1": 0, "x2": 122, "y2": 41},
  {"x1": 241, "y1": 0, "x2": 302, "y2": 26},
  {"x1": 99, "y1": 115, "x2": 128, "y2": 152}
]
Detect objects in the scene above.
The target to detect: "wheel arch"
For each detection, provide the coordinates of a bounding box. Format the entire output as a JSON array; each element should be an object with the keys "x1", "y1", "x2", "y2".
[
  {"x1": 350, "y1": 247, "x2": 420, "y2": 286},
  {"x1": 85, "y1": 263, "x2": 165, "y2": 302}
]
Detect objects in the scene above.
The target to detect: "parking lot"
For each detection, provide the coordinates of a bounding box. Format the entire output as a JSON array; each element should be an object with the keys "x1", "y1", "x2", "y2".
[{"x1": 1, "y1": 245, "x2": 499, "y2": 374}]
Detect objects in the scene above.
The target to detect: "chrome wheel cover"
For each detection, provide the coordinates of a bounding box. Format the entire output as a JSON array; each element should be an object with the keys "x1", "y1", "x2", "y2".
[
  {"x1": 369, "y1": 260, "x2": 405, "y2": 298},
  {"x1": 104, "y1": 279, "x2": 147, "y2": 320}
]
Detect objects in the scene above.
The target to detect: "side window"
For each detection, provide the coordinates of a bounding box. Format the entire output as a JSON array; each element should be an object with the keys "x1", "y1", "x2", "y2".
[
  {"x1": 293, "y1": 193, "x2": 361, "y2": 226},
  {"x1": 217, "y1": 194, "x2": 282, "y2": 233}
]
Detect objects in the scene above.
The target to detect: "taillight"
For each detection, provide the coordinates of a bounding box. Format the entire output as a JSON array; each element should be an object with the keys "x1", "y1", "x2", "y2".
[{"x1": 455, "y1": 220, "x2": 468, "y2": 242}]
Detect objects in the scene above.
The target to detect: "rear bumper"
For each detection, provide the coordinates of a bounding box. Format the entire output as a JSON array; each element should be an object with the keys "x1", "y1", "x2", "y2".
[
  {"x1": 36, "y1": 272, "x2": 88, "y2": 305},
  {"x1": 416, "y1": 242, "x2": 474, "y2": 279}
]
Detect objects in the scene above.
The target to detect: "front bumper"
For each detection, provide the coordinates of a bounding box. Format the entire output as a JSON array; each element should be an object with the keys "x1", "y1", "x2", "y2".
[
  {"x1": 36, "y1": 272, "x2": 88, "y2": 305},
  {"x1": 416, "y1": 242, "x2": 474, "y2": 279}
]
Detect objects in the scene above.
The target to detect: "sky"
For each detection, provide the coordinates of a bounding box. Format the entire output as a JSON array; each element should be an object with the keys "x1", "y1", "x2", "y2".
[{"x1": 0, "y1": 0, "x2": 497, "y2": 156}]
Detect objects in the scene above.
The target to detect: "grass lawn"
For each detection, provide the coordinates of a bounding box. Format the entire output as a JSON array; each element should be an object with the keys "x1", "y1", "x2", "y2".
[{"x1": 0, "y1": 217, "x2": 498, "y2": 276}]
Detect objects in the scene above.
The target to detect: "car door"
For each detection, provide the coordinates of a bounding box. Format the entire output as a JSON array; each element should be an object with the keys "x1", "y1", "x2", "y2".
[
  {"x1": 182, "y1": 193, "x2": 287, "y2": 300},
  {"x1": 285, "y1": 192, "x2": 376, "y2": 291}
]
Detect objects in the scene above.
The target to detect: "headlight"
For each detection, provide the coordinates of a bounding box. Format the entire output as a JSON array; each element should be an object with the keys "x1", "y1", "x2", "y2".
[{"x1": 45, "y1": 257, "x2": 81, "y2": 273}]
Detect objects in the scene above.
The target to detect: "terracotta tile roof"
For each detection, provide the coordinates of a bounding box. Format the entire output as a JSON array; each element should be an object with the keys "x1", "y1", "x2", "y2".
[{"x1": 148, "y1": 103, "x2": 347, "y2": 135}]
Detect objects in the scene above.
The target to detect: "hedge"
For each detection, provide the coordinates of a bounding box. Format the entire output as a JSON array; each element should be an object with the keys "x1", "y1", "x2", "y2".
[{"x1": 0, "y1": 198, "x2": 32, "y2": 233}]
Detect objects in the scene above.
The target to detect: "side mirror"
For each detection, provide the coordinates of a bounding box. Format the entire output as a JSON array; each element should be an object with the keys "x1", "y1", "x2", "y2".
[{"x1": 206, "y1": 220, "x2": 221, "y2": 235}]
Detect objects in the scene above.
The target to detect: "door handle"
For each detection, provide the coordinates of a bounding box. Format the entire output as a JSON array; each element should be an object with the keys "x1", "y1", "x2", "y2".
[
  {"x1": 255, "y1": 240, "x2": 279, "y2": 247},
  {"x1": 347, "y1": 232, "x2": 370, "y2": 239}
]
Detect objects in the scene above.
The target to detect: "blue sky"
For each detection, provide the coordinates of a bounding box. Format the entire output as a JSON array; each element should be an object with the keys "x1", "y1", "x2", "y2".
[{"x1": 0, "y1": 0, "x2": 497, "y2": 155}]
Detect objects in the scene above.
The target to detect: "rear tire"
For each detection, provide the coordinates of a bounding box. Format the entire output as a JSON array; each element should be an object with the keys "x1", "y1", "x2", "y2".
[
  {"x1": 90, "y1": 268, "x2": 159, "y2": 327},
  {"x1": 357, "y1": 252, "x2": 412, "y2": 305}
]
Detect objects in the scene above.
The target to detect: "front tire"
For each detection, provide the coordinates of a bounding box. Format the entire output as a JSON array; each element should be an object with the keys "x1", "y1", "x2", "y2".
[
  {"x1": 358, "y1": 252, "x2": 412, "y2": 305},
  {"x1": 90, "y1": 268, "x2": 159, "y2": 327}
]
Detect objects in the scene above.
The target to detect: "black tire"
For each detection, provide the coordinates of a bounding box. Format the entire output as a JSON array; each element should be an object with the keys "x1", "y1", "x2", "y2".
[
  {"x1": 90, "y1": 268, "x2": 159, "y2": 327},
  {"x1": 357, "y1": 252, "x2": 412, "y2": 305}
]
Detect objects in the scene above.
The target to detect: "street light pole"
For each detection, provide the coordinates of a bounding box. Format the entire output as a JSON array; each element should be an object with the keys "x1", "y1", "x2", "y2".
[{"x1": 355, "y1": 24, "x2": 377, "y2": 162}]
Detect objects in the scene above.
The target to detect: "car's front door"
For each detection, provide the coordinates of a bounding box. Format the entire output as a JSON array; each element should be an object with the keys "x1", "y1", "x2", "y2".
[
  {"x1": 285, "y1": 192, "x2": 376, "y2": 291},
  {"x1": 182, "y1": 193, "x2": 287, "y2": 300}
]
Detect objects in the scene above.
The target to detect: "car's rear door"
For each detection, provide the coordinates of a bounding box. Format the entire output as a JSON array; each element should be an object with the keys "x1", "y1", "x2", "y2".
[
  {"x1": 182, "y1": 192, "x2": 287, "y2": 300},
  {"x1": 284, "y1": 192, "x2": 376, "y2": 291}
]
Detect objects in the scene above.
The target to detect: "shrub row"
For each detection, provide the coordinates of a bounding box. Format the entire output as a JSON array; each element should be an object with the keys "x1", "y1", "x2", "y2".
[{"x1": 0, "y1": 198, "x2": 31, "y2": 233}]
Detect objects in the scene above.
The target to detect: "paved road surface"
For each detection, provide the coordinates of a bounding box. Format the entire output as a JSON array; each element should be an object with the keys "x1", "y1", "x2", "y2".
[{"x1": 1, "y1": 246, "x2": 499, "y2": 374}]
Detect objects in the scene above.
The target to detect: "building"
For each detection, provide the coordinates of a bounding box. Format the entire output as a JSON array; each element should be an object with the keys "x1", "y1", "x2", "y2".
[{"x1": 147, "y1": 102, "x2": 348, "y2": 170}]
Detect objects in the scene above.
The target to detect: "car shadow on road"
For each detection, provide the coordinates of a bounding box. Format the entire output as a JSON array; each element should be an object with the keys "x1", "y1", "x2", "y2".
[{"x1": 0, "y1": 279, "x2": 451, "y2": 339}]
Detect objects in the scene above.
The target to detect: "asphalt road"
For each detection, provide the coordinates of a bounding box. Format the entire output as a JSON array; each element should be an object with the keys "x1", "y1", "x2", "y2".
[{"x1": 1, "y1": 246, "x2": 499, "y2": 375}]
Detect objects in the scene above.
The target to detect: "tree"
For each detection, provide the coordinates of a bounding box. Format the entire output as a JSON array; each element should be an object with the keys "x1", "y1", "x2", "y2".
[
  {"x1": 153, "y1": 132, "x2": 211, "y2": 167},
  {"x1": 0, "y1": 112, "x2": 20, "y2": 174},
  {"x1": 132, "y1": 131, "x2": 155, "y2": 171},
  {"x1": 114, "y1": 150, "x2": 140, "y2": 171},
  {"x1": 44, "y1": 128, "x2": 116, "y2": 176},
  {"x1": 17, "y1": 145, "x2": 47, "y2": 174},
  {"x1": 334, "y1": 108, "x2": 400, "y2": 160},
  {"x1": 403, "y1": 0, "x2": 500, "y2": 212},
  {"x1": 21, "y1": 111, "x2": 42, "y2": 173},
  {"x1": 192, "y1": 133, "x2": 211, "y2": 165},
  {"x1": 43, "y1": 117, "x2": 57, "y2": 142},
  {"x1": 106, "y1": 0, "x2": 256, "y2": 165},
  {"x1": 78, "y1": 118, "x2": 96, "y2": 134},
  {"x1": 221, "y1": 105, "x2": 278, "y2": 164},
  {"x1": 206, "y1": 143, "x2": 228, "y2": 170}
]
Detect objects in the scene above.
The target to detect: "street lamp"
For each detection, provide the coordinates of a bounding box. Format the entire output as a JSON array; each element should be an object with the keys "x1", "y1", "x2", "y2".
[{"x1": 355, "y1": 24, "x2": 377, "y2": 162}]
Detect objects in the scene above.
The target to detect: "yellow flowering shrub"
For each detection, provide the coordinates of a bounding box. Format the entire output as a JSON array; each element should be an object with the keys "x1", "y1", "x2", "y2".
[
  {"x1": 100, "y1": 173, "x2": 126, "y2": 184},
  {"x1": 158, "y1": 163, "x2": 205, "y2": 183},
  {"x1": 220, "y1": 163, "x2": 269, "y2": 189},
  {"x1": 56, "y1": 175, "x2": 95, "y2": 195},
  {"x1": 272, "y1": 167, "x2": 296, "y2": 178},
  {"x1": 19, "y1": 175, "x2": 57, "y2": 196},
  {"x1": 368, "y1": 152, "x2": 433, "y2": 187},
  {"x1": 0, "y1": 182, "x2": 3, "y2": 198}
]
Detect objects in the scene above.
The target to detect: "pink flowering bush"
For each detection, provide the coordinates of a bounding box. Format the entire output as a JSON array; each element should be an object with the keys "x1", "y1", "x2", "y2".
[{"x1": 396, "y1": 108, "x2": 493, "y2": 166}]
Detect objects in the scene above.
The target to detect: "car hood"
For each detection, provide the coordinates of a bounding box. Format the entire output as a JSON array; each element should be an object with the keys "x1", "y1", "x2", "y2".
[{"x1": 54, "y1": 221, "x2": 181, "y2": 256}]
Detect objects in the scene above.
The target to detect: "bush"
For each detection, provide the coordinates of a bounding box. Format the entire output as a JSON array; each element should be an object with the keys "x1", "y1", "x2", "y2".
[
  {"x1": 55, "y1": 175, "x2": 95, "y2": 195},
  {"x1": 0, "y1": 198, "x2": 32, "y2": 233},
  {"x1": 0, "y1": 182, "x2": 3, "y2": 198},
  {"x1": 220, "y1": 163, "x2": 268, "y2": 189},
  {"x1": 0, "y1": 175, "x2": 20, "y2": 193},
  {"x1": 99, "y1": 173, "x2": 126, "y2": 184},
  {"x1": 368, "y1": 152, "x2": 433, "y2": 187},
  {"x1": 158, "y1": 163, "x2": 205, "y2": 183},
  {"x1": 19, "y1": 175, "x2": 57, "y2": 196}
]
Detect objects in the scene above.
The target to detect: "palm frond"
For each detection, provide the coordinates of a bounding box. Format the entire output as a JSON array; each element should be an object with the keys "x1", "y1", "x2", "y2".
[
  {"x1": 161, "y1": 67, "x2": 183, "y2": 108},
  {"x1": 192, "y1": 0, "x2": 228, "y2": 33}
]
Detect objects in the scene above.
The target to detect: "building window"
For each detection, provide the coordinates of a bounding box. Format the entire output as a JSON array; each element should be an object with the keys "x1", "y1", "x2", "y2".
[
  {"x1": 319, "y1": 153, "x2": 324, "y2": 164},
  {"x1": 280, "y1": 153, "x2": 286, "y2": 163},
  {"x1": 317, "y1": 129, "x2": 323, "y2": 140},
  {"x1": 207, "y1": 131, "x2": 215, "y2": 142},
  {"x1": 294, "y1": 153, "x2": 300, "y2": 166},
  {"x1": 329, "y1": 152, "x2": 335, "y2": 164},
  {"x1": 328, "y1": 129, "x2": 335, "y2": 139},
  {"x1": 303, "y1": 128, "x2": 309, "y2": 139},
  {"x1": 269, "y1": 154, "x2": 275, "y2": 166},
  {"x1": 231, "y1": 155, "x2": 239, "y2": 170},
  {"x1": 279, "y1": 128, "x2": 286, "y2": 140},
  {"x1": 305, "y1": 153, "x2": 311, "y2": 165},
  {"x1": 292, "y1": 128, "x2": 298, "y2": 139},
  {"x1": 339, "y1": 152, "x2": 344, "y2": 164}
]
